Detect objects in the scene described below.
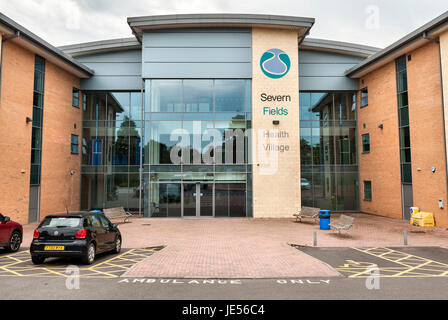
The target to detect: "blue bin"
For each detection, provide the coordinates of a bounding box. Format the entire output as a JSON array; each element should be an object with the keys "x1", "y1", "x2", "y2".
[
  {"x1": 89, "y1": 210, "x2": 103, "y2": 214},
  {"x1": 319, "y1": 210, "x2": 331, "y2": 230}
]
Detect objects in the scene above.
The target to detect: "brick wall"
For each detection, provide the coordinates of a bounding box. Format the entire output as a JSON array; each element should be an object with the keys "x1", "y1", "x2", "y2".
[
  {"x1": 39, "y1": 61, "x2": 82, "y2": 218},
  {"x1": 0, "y1": 40, "x2": 34, "y2": 224},
  {"x1": 407, "y1": 41, "x2": 447, "y2": 228},
  {"x1": 358, "y1": 41, "x2": 448, "y2": 228},
  {"x1": 358, "y1": 61, "x2": 402, "y2": 219},
  {"x1": 440, "y1": 30, "x2": 448, "y2": 228},
  {"x1": 0, "y1": 39, "x2": 82, "y2": 224}
]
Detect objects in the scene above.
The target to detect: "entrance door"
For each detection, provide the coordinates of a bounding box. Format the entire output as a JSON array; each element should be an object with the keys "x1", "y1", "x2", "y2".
[
  {"x1": 402, "y1": 184, "x2": 413, "y2": 221},
  {"x1": 183, "y1": 184, "x2": 197, "y2": 217},
  {"x1": 182, "y1": 183, "x2": 214, "y2": 217},
  {"x1": 28, "y1": 186, "x2": 40, "y2": 223}
]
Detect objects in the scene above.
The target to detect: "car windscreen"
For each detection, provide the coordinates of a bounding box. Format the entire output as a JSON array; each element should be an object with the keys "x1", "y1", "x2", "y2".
[{"x1": 39, "y1": 217, "x2": 82, "y2": 228}]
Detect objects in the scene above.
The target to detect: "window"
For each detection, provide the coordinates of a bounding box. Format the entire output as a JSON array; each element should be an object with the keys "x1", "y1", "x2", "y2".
[
  {"x1": 72, "y1": 88, "x2": 80, "y2": 108},
  {"x1": 82, "y1": 137, "x2": 88, "y2": 155},
  {"x1": 30, "y1": 55, "x2": 45, "y2": 186},
  {"x1": 299, "y1": 91, "x2": 359, "y2": 212},
  {"x1": 89, "y1": 215, "x2": 102, "y2": 228},
  {"x1": 82, "y1": 93, "x2": 87, "y2": 111},
  {"x1": 71, "y1": 134, "x2": 79, "y2": 154},
  {"x1": 83, "y1": 217, "x2": 91, "y2": 228},
  {"x1": 396, "y1": 55, "x2": 412, "y2": 185},
  {"x1": 360, "y1": 88, "x2": 368, "y2": 107},
  {"x1": 362, "y1": 134, "x2": 370, "y2": 153},
  {"x1": 364, "y1": 181, "x2": 372, "y2": 201},
  {"x1": 98, "y1": 215, "x2": 111, "y2": 228}
]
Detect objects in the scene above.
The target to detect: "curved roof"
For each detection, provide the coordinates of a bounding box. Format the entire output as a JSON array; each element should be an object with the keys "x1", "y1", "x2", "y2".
[
  {"x1": 59, "y1": 37, "x2": 380, "y2": 60},
  {"x1": 300, "y1": 38, "x2": 380, "y2": 58},
  {"x1": 58, "y1": 37, "x2": 141, "y2": 56},
  {"x1": 127, "y1": 13, "x2": 315, "y2": 42},
  {"x1": 57, "y1": 14, "x2": 382, "y2": 60}
]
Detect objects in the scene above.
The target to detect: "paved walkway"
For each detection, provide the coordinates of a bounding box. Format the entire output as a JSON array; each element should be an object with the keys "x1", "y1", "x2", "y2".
[{"x1": 21, "y1": 213, "x2": 448, "y2": 279}]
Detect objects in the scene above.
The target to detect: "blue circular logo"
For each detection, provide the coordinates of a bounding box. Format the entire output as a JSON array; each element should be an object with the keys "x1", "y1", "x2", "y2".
[{"x1": 260, "y1": 48, "x2": 291, "y2": 79}]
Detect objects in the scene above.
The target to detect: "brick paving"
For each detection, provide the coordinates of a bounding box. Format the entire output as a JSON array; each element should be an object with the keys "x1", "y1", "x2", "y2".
[{"x1": 21, "y1": 213, "x2": 448, "y2": 279}]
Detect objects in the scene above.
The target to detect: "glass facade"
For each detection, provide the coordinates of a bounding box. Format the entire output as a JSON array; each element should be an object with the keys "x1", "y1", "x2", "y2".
[
  {"x1": 144, "y1": 79, "x2": 252, "y2": 218},
  {"x1": 30, "y1": 56, "x2": 45, "y2": 185},
  {"x1": 81, "y1": 86, "x2": 359, "y2": 214},
  {"x1": 300, "y1": 92, "x2": 359, "y2": 211},
  {"x1": 81, "y1": 92, "x2": 143, "y2": 212},
  {"x1": 396, "y1": 56, "x2": 412, "y2": 184},
  {"x1": 81, "y1": 80, "x2": 252, "y2": 217}
]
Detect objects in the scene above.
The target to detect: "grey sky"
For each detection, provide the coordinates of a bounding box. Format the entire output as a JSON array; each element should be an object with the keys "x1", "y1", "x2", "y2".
[{"x1": 1, "y1": 0, "x2": 447, "y2": 48}]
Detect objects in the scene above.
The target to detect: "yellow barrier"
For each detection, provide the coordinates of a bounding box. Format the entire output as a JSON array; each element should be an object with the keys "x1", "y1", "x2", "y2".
[{"x1": 410, "y1": 212, "x2": 435, "y2": 227}]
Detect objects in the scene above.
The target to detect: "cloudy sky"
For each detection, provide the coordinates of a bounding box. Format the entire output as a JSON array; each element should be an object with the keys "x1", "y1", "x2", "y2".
[{"x1": 1, "y1": 0, "x2": 447, "y2": 48}]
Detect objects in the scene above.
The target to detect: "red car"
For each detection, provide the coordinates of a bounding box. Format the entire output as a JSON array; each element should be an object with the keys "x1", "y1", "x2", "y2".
[{"x1": 0, "y1": 213, "x2": 23, "y2": 252}]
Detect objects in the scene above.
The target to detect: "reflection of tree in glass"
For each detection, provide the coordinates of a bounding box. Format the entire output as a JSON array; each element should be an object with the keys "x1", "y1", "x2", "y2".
[
  {"x1": 115, "y1": 116, "x2": 140, "y2": 165},
  {"x1": 313, "y1": 143, "x2": 321, "y2": 165},
  {"x1": 300, "y1": 138, "x2": 312, "y2": 165}
]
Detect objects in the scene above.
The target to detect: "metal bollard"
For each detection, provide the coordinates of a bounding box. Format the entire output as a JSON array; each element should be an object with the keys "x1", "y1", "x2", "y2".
[
  {"x1": 313, "y1": 231, "x2": 317, "y2": 247},
  {"x1": 403, "y1": 231, "x2": 408, "y2": 246}
]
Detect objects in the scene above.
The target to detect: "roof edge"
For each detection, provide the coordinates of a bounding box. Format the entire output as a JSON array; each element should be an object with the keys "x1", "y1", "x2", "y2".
[
  {"x1": 59, "y1": 37, "x2": 141, "y2": 56},
  {"x1": 346, "y1": 10, "x2": 448, "y2": 78},
  {"x1": 0, "y1": 13, "x2": 93, "y2": 77},
  {"x1": 300, "y1": 38, "x2": 381, "y2": 57},
  {"x1": 127, "y1": 13, "x2": 315, "y2": 42}
]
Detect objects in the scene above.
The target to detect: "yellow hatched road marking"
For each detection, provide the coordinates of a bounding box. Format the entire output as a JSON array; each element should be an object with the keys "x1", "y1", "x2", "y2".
[
  {"x1": 391, "y1": 260, "x2": 432, "y2": 277},
  {"x1": 338, "y1": 247, "x2": 448, "y2": 278},
  {"x1": 0, "y1": 266, "x2": 22, "y2": 276},
  {"x1": 356, "y1": 247, "x2": 448, "y2": 267},
  {"x1": 0, "y1": 247, "x2": 164, "y2": 278}
]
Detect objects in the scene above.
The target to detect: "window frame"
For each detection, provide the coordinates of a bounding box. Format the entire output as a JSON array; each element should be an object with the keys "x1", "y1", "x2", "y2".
[
  {"x1": 82, "y1": 92, "x2": 87, "y2": 111},
  {"x1": 364, "y1": 181, "x2": 372, "y2": 201},
  {"x1": 71, "y1": 134, "x2": 79, "y2": 155},
  {"x1": 360, "y1": 87, "x2": 368, "y2": 108},
  {"x1": 362, "y1": 133, "x2": 370, "y2": 154},
  {"x1": 72, "y1": 88, "x2": 80, "y2": 108}
]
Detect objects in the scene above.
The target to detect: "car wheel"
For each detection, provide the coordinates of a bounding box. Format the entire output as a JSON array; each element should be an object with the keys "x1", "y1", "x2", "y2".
[
  {"x1": 31, "y1": 255, "x2": 45, "y2": 265},
  {"x1": 7, "y1": 231, "x2": 22, "y2": 253},
  {"x1": 112, "y1": 236, "x2": 121, "y2": 254},
  {"x1": 82, "y1": 243, "x2": 96, "y2": 265}
]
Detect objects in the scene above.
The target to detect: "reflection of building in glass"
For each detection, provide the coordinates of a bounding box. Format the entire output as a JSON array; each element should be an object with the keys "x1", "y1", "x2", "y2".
[
  {"x1": 300, "y1": 92, "x2": 359, "y2": 211},
  {"x1": 81, "y1": 92, "x2": 142, "y2": 212},
  {"x1": 143, "y1": 80, "x2": 252, "y2": 218}
]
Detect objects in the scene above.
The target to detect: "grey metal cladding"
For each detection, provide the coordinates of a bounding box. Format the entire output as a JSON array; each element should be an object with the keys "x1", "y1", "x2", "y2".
[
  {"x1": 77, "y1": 49, "x2": 142, "y2": 90},
  {"x1": 80, "y1": 76, "x2": 142, "y2": 91},
  {"x1": 299, "y1": 50, "x2": 364, "y2": 91},
  {"x1": 144, "y1": 47, "x2": 250, "y2": 63},
  {"x1": 142, "y1": 28, "x2": 252, "y2": 79}
]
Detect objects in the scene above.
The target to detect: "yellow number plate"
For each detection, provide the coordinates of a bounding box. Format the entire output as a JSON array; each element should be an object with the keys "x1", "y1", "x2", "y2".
[{"x1": 44, "y1": 246, "x2": 65, "y2": 251}]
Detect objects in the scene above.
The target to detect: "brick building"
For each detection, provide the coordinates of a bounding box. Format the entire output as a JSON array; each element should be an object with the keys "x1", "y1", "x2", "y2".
[{"x1": 1, "y1": 11, "x2": 448, "y2": 228}]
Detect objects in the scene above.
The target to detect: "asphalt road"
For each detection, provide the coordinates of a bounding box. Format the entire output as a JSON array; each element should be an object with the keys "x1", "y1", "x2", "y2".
[
  {"x1": 0, "y1": 246, "x2": 447, "y2": 300},
  {"x1": 0, "y1": 276, "x2": 447, "y2": 300}
]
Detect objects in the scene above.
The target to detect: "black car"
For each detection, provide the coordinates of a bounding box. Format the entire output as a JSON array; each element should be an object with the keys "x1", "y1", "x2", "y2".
[{"x1": 30, "y1": 212, "x2": 121, "y2": 265}]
